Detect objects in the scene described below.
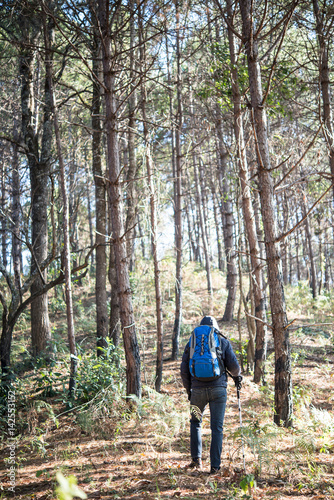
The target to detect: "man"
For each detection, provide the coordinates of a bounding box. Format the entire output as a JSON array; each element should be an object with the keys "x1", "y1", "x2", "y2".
[{"x1": 180, "y1": 315, "x2": 242, "y2": 474}]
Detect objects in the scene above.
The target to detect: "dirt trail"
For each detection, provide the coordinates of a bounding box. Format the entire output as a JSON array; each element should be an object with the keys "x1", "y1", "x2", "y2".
[{"x1": 1, "y1": 312, "x2": 334, "y2": 499}]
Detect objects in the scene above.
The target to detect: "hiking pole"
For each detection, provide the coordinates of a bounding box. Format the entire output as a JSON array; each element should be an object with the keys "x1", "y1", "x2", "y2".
[
  {"x1": 227, "y1": 371, "x2": 246, "y2": 473},
  {"x1": 236, "y1": 381, "x2": 246, "y2": 473}
]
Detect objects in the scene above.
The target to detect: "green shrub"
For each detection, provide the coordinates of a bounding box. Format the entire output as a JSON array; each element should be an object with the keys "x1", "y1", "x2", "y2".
[{"x1": 75, "y1": 342, "x2": 124, "y2": 403}]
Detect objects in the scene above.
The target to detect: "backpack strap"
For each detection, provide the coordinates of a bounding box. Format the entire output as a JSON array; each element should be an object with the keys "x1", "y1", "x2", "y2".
[
  {"x1": 216, "y1": 332, "x2": 226, "y2": 373},
  {"x1": 208, "y1": 326, "x2": 218, "y2": 359},
  {"x1": 189, "y1": 330, "x2": 196, "y2": 360}
]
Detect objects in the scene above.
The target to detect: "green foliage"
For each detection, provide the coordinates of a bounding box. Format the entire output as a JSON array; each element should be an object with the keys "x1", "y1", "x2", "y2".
[
  {"x1": 230, "y1": 336, "x2": 247, "y2": 362},
  {"x1": 55, "y1": 472, "x2": 87, "y2": 500},
  {"x1": 75, "y1": 342, "x2": 124, "y2": 403},
  {"x1": 240, "y1": 474, "x2": 256, "y2": 494}
]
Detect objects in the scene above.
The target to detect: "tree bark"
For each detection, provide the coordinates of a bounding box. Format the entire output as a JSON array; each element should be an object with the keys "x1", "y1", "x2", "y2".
[
  {"x1": 239, "y1": 0, "x2": 292, "y2": 426},
  {"x1": 210, "y1": 178, "x2": 224, "y2": 271},
  {"x1": 19, "y1": 18, "x2": 51, "y2": 357},
  {"x1": 98, "y1": 0, "x2": 141, "y2": 397},
  {"x1": 312, "y1": 0, "x2": 334, "y2": 201},
  {"x1": 215, "y1": 127, "x2": 237, "y2": 322},
  {"x1": 11, "y1": 121, "x2": 22, "y2": 293},
  {"x1": 301, "y1": 192, "x2": 317, "y2": 298},
  {"x1": 226, "y1": 0, "x2": 267, "y2": 383},
  {"x1": 194, "y1": 156, "x2": 213, "y2": 297},
  {"x1": 90, "y1": 3, "x2": 109, "y2": 355},
  {"x1": 44, "y1": 11, "x2": 77, "y2": 395},
  {"x1": 171, "y1": 0, "x2": 183, "y2": 360},
  {"x1": 125, "y1": 0, "x2": 138, "y2": 273},
  {"x1": 1, "y1": 156, "x2": 7, "y2": 269}
]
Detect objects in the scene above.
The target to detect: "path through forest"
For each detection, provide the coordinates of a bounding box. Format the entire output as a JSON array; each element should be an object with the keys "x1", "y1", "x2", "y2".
[{"x1": 1, "y1": 309, "x2": 334, "y2": 500}]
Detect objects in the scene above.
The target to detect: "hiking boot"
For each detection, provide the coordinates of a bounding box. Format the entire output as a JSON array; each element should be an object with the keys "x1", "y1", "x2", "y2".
[
  {"x1": 210, "y1": 466, "x2": 221, "y2": 475},
  {"x1": 187, "y1": 458, "x2": 202, "y2": 470}
]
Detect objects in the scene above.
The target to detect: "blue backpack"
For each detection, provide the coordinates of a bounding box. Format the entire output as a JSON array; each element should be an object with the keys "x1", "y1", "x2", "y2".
[{"x1": 189, "y1": 325, "x2": 224, "y2": 381}]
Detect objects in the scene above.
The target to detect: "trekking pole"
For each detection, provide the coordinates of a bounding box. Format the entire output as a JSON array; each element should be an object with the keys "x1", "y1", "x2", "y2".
[{"x1": 236, "y1": 382, "x2": 246, "y2": 473}]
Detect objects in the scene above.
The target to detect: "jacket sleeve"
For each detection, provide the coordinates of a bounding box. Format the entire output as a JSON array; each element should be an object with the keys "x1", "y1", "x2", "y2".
[
  {"x1": 180, "y1": 342, "x2": 191, "y2": 393},
  {"x1": 223, "y1": 340, "x2": 241, "y2": 377}
]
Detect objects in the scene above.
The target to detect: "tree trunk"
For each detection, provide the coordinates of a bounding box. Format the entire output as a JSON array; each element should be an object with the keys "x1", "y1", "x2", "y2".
[
  {"x1": 20, "y1": 29, "x2": 51, "y2": 357},
  {"x1": 139, "y1": 6, "x2": 164, "y2": 392},
  {"x1": 44, "y1": 12, "x2": 77, "y2": 395},
  {"x1": 0, "y1": 159, "x2": 7, "y2": 269},
  {"x1": 226, "y1": 0, "x2": 267, "y2": 382},
  {"x1": 125, "y1": 0, "x2": 138, "y2": 273},
  {"x1": 211, "y1": 180, "x2": 224, "y2": 271},
  {"x1": 90, "y1": 5, "x2": 109, "y2": 355},
  {"x1": 215, "y1": 129, "x2": 237, "y2": 322},
  {"x1": 193, "y1": 156, "x2": 213, "y2": 297},
  {"x1": 324, "y1": 228, "x2": 330, "y2": 290},
  {"x1": 171, "y1": 0, "x2": 183, "y2": 360},
  {"x1": 301, "y1": 193, "x2": 317, "y2": 298},
  {"x1": 98, "y1": 0, "x2": 141, "y2": 397},
  {"x1": 239, "y1": 0, "x2": 292, "y2": 426},
  {"x1": 312, "y1": 0, "x2": 334, "y2": 201},
  {"x1": 11, "y1": 120, "x2": 22, "y2": 293}
]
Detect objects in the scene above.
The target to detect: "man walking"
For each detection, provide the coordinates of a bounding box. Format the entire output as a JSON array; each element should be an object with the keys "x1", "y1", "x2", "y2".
[{"x1": 180, "y1": 315, "x2": 242, "y2": 474}]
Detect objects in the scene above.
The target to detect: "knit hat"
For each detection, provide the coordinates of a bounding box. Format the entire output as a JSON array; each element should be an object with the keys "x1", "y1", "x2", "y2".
[{"x1": 200, "y1": 316, "x2": 220, "y2": 331}]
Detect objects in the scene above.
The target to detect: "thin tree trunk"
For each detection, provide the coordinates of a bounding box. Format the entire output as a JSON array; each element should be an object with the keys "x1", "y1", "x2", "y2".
[
  {"x1": 210, "y1": 179, "x2": 224, "y2": 271},
  {"x1": 0, "y1": 160, "x2": 7, "y2": 269},
  {"x1": 11, "y1": 122, "x2": 22, "y2": 294},
  {"x1": 313, "y1": 0, "x2": 334, "y2": 201},
  {"x1": 193, "y1": 156, "x2": 213, "y2": 297},
  {"x1": 86, "y1": 175, "x2": 94, "y2": 267},
  {"x1": 90, "y1": 5, "x2": 109, "y2": 355},
  {"x1": 171, "y1": 0, "x2": 183, "y2": 360},
  {"x1": 318, "y1": 218, "x2": 322, "y2": 295},
  {"x1": 125, "y1": 0, "x2": 138, "y2": 273},
  {"x1": 43, "y1": 12, "x2": 77, "y2": 395},
  {"x1": 324, "y1": 228, "x2": 330, "y2": 290},
  {"x1": 215, "y1": 130, "x2": 237, "y2": 322},
  {"x1": 301, "y1": 192, "x2": 317, "y2": 298},
  {"x1": 295, "y1": 229, "x2": 301, "y2": 282},
  {"x1": 98, "y1": 0, "x2": 141, "y2": 397},
  {"x1": 139, "y1": 6, "x2": 164, "y2": 392},
  {"x1": 239, "y1": 0, "x2": 292, "y2": 426}
]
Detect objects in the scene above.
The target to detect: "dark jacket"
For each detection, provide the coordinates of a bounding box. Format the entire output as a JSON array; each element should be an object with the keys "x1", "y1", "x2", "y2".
[{"x1": 180, "y1": 333, "x2": 241, "y2": 393}]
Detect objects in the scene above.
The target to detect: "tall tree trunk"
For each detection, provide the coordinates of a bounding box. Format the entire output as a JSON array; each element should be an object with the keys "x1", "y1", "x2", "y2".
[
  {"x1": 90, "y1": 5, "x2": 109, "y2": 355},
  {"x1": 295, "y1": 229, "x2": 301, "y2": 282},
  {"x1": 215, "y1": 128, "x2": 237, "y2": 322},
  {"x1": 301, "y1": 192, "x2": 317, "y2": 298},
  {"x1": 98, "y1": 0, "x2": 141, "y2": 397},
  {"x1": 1, "y1": 157, "x2": 7, "y2": 269},
  {"x1": 313, "y1": 0, "x2": 334, "y2": 201},
  {"x1": 239, "y1": 0, "x2": 292, "y2": 426},
  {"x1": 139, "y1": 5, "x2": 164, "y2": 392},
  {"x1": 20, "y1": 27, "x2": 51, "y2": 357},
  {"x1": 193, "y1": 156, "x2": 213, "y2": 297},
  {"x1": 226, "y1": 0, "x2": 267, "y2": 383},
  {"x1": 171, "y1": 0, "x2": 183, "y2": 360},
  {"x1": 86, "y1": 174, "x2": 94, "y2": 267},
  {"x1": 324, "y1": 228, "x2": 330, "y2": 290},
  {"x1": 210, "y1": 175, "x2": 224, "y2": 271},
  {"x1": 12, "y1": 122, "x2": 22, "y2": 293},
  {"x1": 44, "y1": 11, "x2": 77, "y2": 395},
  {"x1": 125, "y1": 0, "x2": 138, "y2": 272}
]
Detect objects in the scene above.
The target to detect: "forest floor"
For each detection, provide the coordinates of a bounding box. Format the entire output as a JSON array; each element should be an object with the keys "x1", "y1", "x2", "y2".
[{"x1": 1, "y1": 263, "x2": 334, "y2": 500}]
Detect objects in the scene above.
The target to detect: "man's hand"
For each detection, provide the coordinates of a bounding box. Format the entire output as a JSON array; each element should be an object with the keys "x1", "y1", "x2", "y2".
[{"x1": 233, "y1": 375, "x2": 243, "y2": 390}]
